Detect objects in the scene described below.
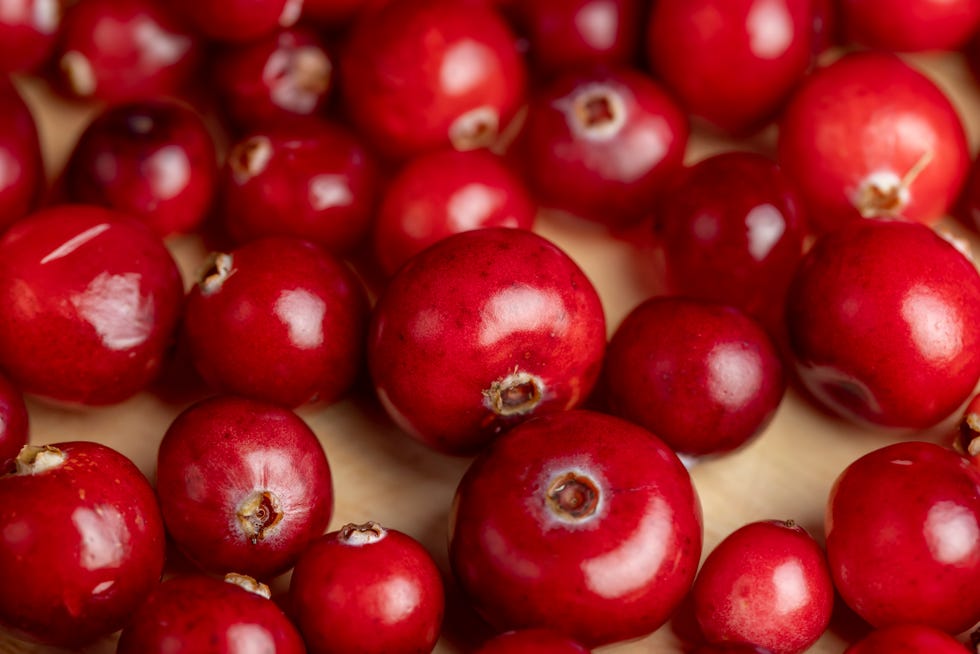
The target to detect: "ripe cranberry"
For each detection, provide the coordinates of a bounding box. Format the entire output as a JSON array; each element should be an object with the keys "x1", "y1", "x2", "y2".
[
  {"x1": 654, "y1": 151, "x2": 807, "y2": 333},
  {"x1": 692, "y1": 646, "x2": 774, "y2": 654},
  {"x1": 182, "y1": 237, "x2": 369, "y2": 408},
  {"x1": 340, "y1": 0, "x2": 527, "y2": 160},
  {"x1": 0, "y1": 373, "x2": 28, "y2": 473},
  {"x1": 0, "y1": 0, "x2": 61, "y2": 73},
  {"x1": 777, "y1": 52, "x2": 969, "y2": 233},
  {"x1": 0, "y1": 205, "x2": 184, "y2": 405},
  {"x1": 826, "y1": 441, "x2": 980, "y2": 632},
  {"x1": 646, "y1": 0, "x2": 814, "y2": 135},
  {"x1": 844, "y1": 624, "x2": 968, "y2": 653},
  {"x1": 0, "y1": 442, "x2": 166, "y2": 648},
  {"x1": 691, "y1": 520, "x2": 834, "y2": 654},
  {"x1": 0, "y1": 77, "x2": 43, "y2": 232},
  {"x1": 51, "y1": 0, "x2": 202, "y2": 104},
  {"x1": 302, "y1": 0, "x2": 367, "y2": 26},
  {"x1": 218, "y1": 122, "x2": 378, "y2": 254},
  {"x1": 289, "y1": 521, "x2": 445, "y2": 654},
  {"x1": 449, "y1": 410, "x2": 703, "y2": 647},
  {"x1": 839, "y1": 0, "x2": 980, "y2": 51},
  {"x1": 118, "y1": 573, "x2": 306, "y2": 654},
  {"x1": 474, "y1": 629, "x2": 591, "y2": 653},
  {"x1": 171, "y1": 0, "x2": 301, "y2": 43},
  {"x1": 519, "y1": 67, "x2": 688, "y2": 227},
  {"x1": 372, "y1": 149, "x2": 536, "y2": 277},
  {"x1": 212, "y1": 27, "x2": 333, "y2": 131},
  {"x1": 63, "y1": 99, "x2": 218, "y2": 237},
  {"x1": 786, "y1": 219, "x2": 980, "y2": 429},
  {"x1": 602, "y1": 298, "x2": 785, "y2": 459},
  {"x1": 368, "y1": 227, "x2": 606, "y2": 455}
]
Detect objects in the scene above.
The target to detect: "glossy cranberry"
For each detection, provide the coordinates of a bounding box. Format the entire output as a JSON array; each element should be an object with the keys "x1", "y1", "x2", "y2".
[
  {"x1": 449, "y1": 410, "x2": 703, "y2": 647},
  {"x1": 0, "y1": 0, "x2": 61, "y2": 73},
  {"x1": 302, "y1": 0, "x2": 367, "y2": 26},
  {"x1": 64, "y1": 99, "x2": 218, "y2": 237},
  {"x1": 519, "y1": 67, "x2": 688, "y2": 227},
  {"x1": 826, "y1": 441, "x2": 980, "y2": 631},
  {"x1": 289, "y1": 522, "x2": 444, "y2": 654},
  {"x1": 372, "y1": 149, "x2": 536, "y2": 277},
  {"x1": 474, "y1": 629, "x2": 591, "y2": 654},
  {"x1": 0, "y1": 205, "x2": 184, "y2": 405},
  {"x1": 654, "y1": 151, "x2": 807, "y2": 333},
  {"x1": 51, "y1": 0, "x2": 202, "y2": 104},
  {"x1": 340, "y1": 0, "x2": 527, "y2": 160},
  {"x1": 172, "y1": 0, "x2": 301, "y2": 43},
  {"x1": 219, "y1": 122, "x2": 378, "y2": 254},
  {"x1": 212, "y1": 27, "x2": 333, "y2": 131},
  {"x1": 692, "y1": 520, "x2": 834, "y2": 654},
  {"x1": 0, "y1": 77, "x2": 43, "y2": 232},
  {"x1": 0, "y1": 373, "x2": 28, "y2": 473},
  {"x1": 844, "y1": 624, "x2": 969, "y2": 653},
  {"x1": 602, "y1": 298, "x2": 785, "y2": 459},
  {"x1": 646, "y1": 0, "x2": 814, "y2": 135},
  {"x1": 182, "y1": 237, "x2": 369, "y2": 408},
  {"x1": 777, "y1": 52, "x2": 969, "y2": 233},
  {"x1": 368, "y1": 227, "x2": 606, "y2": 455},
  {"x1": 786, "y1": 219, "x2": 980, "y2": 429},
  {"x1": 0, "y1": 442, "x2": 166, "y2": 647},
  {"x1": 839, "y1": 0, "x2": 980, "y2": 51}
]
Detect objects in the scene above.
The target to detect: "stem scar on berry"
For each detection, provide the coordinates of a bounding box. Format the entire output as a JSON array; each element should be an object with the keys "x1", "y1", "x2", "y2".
[
  {"x1": 483, "y1": 368, "x2": 544, "y2": 416},
  {"x1": 546, "y1": 471, "x2": 600, "y2": 521},
  {"x1": 237, "y1": 490, "x2": 284, "y2": 544}
]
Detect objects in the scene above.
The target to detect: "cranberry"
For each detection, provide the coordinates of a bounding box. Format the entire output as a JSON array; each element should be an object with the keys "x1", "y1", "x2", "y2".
[
  {"x1": 0, "y1": 0, "x2": 61, "y2": 73},
  {"x1": 0, "y1": 77, "x2": 43, "y2": 232},
  {"x1": 118, "y1": 573, "x2": 306, "y2": 654},
  {"x1": 0, "y1": 373, "x2": 28, "y2": 473},
  {"x1": 340, "y1": 0, "x2": 527, "y2": 160},
  {"x1": 368, "y1": 227, "x2": 606, "y2": 455},
  {"x1": 0, "y1": 205, "x2": 184, "y2": 405},
  {"x1": 839, "y1": 0, "x2": 980, "y2": 51},
  {"x1": 289, "y1": 521, "x2": 445, "y2": 654},
  {"x1": 219, "y1": 122, "x2": 378, "y2": 254},
  {"x1": 0, "y1": 442, "x2": 166, "y2": 647},
  {"x1": 826, "y1": 441, "x2": 980, "y2": 632},
  {"x1": 473, "y1": 628, "x2": 591, "y2": 654},
  {"x1": 372, "y1": 148, "x2": 536, "y2": 277},
  {"x1": 691, "y1": 520, "x2": 834, "y2": 654},
  {"x1": 302, "y1": 0, "x2": 367, "y2": 27},
  {"x1": 171, "y1": 0, "x2": 302, "y2": 43},
  {"x1": 777, "y1": 52, "x2": 969, "y2": 233},
  {"x1": 786, "y1": 219, "x2": 980, "y2": 429},
  {"x1": 51, "y1": 0, "x2": 202, "y2": 104},
  {"x1": 182, "y1": 237, "x2": 369, "y2": 408},
  {"x1": 646, "y1": 0, "x2": 814, "y2": 135},
  {"x1": 844, "y1": 624, "x2": 969, "y2": 653},
  {"x1": 63, "y1": 99, "x2": 218, "y2": 238},
  {"x1": 602, "y1": 298, "x2": 785, "y2": 459},
  {"x1": 519, "y1": 66, "x2": 688, "y2": 228},
  {"x1": 692, "y1": 646, "x2": 775, "y2": 654},
  {"x1": 449, "y1": 410, "x2": 702, "y2": 646}
]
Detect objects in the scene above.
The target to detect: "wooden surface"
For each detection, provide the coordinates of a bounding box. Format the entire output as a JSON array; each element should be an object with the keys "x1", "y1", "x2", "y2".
[{"x1": 6, "y1": 50, "x2": 980, "y2": 653}]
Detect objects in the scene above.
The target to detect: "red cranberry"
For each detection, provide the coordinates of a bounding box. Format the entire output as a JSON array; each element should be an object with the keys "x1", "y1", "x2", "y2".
[
  {"x1": 0, "y1": 205, "x2": 184, "y2": 405},
  {"x1": 63, "y1": 99, "x2": 218, "y2": 237},
  {"x1": 786, "y1": 219, "x2": 980, "y2": 429},
  {"x1": 171, "y1": 0, "x2": 302, "y2": 43},
  {"x1": 51, "y1": 0, "x2": 202, "y2": 104},
  {"x1": 691, "y1": 520, "x2": 834, "y2": 654},
  {"x1": 182, "y1": 237, "x2": 369, "y2": 408},
  {"x1": 602, "y1": 298, "x2": 785, "y2": 459},
  {"x1": 219, "y1": 122, "x2": 378, "y2": 254},
  {"x1": 777, "y1": 52, "x2": 969, "y2": 233},
  {"x1": 826, "y1": 441, "x2": 980, "y2": 632},
  {"x1": 118, "y1": 573, "x2": 306, "y2": 654},
  {"x1": 449, "y1": 410, "x2": 703, "y2": 647},
  {"x1": 368, "y1": 227, "x2": 606, "y2": 455},
  {"x1": 839, "y1": 0, "x2": 980, "y2": 51},
  {"x1": 691, "y1": 646, "x2": 775, "y2": 654},
  {"x1": 844, "y1": 624, "x2": 969, "y2": 653},
  {"x1": 0, "y1": 0, "x2": 61, "y2": 73},
  {"x1": 0, "y1": 442, "x2": 166, "y2": 648},
  {"x1": 474, "y1": 629, "x2": 591, "y2": 654},
  {"x1": 0, "y1": 373, "x2": 28, "y2": 473},
  {"x1": 340, "y1": 0, "x2": 527, "y2": 160},
  {"x1": 519, "y1": 66, "x2": 687, "y2": 228},
  {"x1": 302, "y1": 0, "x2": 367, "y2": 27},
  {"x1": 646, "y1": 0, "x2": 814, "y2": 135},
  {"x1": 372, "y1": 149, "x2": 536, "y2": 277},
  {"x1": 0, "y1": 77, "x2": 43, "y2": 232},
  {"x1": 289, "y1": 521, "x2": 445, "y2": 654}
]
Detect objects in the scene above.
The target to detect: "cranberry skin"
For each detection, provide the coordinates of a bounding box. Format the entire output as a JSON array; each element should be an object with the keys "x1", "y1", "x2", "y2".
[
  {"x1": 840, "y1": 0, "x2": 980, "y2": 51},
  {"x1": 0, "y1": 77, "x2": 43, "y2": 232},
  {"x1": 844, "y1": 624, "x2": 969, "y2": 653},
  {"x1": 372, "y1": 149, "x2": 536, "y2": 277},
  {"x1": 340, "y1": 0, "x2": 527, "y2": 160},
  {"x1": 777, "y1": 52, "x2": 969, "y2": 233},
  {"x1": 786, "y1": 219, "x2": 980, "y2": 429},
  {"x1": 183, "y1": 237, "x2": 369, "y2": 408},
  {"x1": 826, "y1": 441, "x2": 980, "y2": 632},
  {"x1": 520, "y1": 67, "x2": 688, "y2": 227},
  {"x1": 655, "y1": 151, "x2": 806, "y2": 332},
  {"x1": 52, "y1": 0, "x2": 202, "y2": 104},
  {"x1": 646, "y1": 0, "x2": 814, "y2": 135},
  {"x1": 219, "y1": 123, "x2": 378, "y2": 254},
  {"x1": 302, "y1": 0, "x2": 366, "y2": 26},
  {"x1": 449, "y1": 410, "x2": 703, "y2": 647},
  {"x1": 64, "y1": 99, "x2": 218, "y2": 237},
  {"x1": 172, "y1": 0, "x2": 301, "y2": 43},
  {"x1": 368, "y1": 228, "x2": 606, "y2": 455},
  {"x1": 0, "y1": 373, "x2": 28, "y2": 473},
  {"x1": 602, "y1": 298, "x2": 785, "y2": 458},
  {"x1": 691, "y1": 520, "x2": 834, "y2": 654},
  {"x1": 118, "y1": 573, "x2": 306, "y2": 654},
  {"x1": 289, "y1": 522, "x2": 444, "y2": 654},
  {"x1": 0, "y1": 442, "x2": 166, "y2": 648},
  {"x1": 474, "y1": 629, "x2": 591, "y2": 654},
  {"x1": 0, "y1": 0, "x2": 61, "y2": 73},
  {"x1": 0, "y1": 205, "x2": 184, "y2": 405},
  {"x1": 692, "y1": 646, "x2": 774, "y2": 654}
]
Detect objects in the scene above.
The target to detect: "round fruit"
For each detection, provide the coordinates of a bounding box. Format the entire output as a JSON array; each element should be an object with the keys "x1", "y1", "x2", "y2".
[
  {"x1": 0, "y1": 77, "x2": 43, "y2": 232},
  {"x1": 474, "y1": 629, "x2": 591, "y2": 653},
  {"x1": 839, "y1": 0, "x2": 980, "y2": 51},
  {"x1": 843, "y1": 623, "x2": 969, "y2": 653},
  {"x1": 0, "y1": 373, "x2": 28, "y2": 473}
]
